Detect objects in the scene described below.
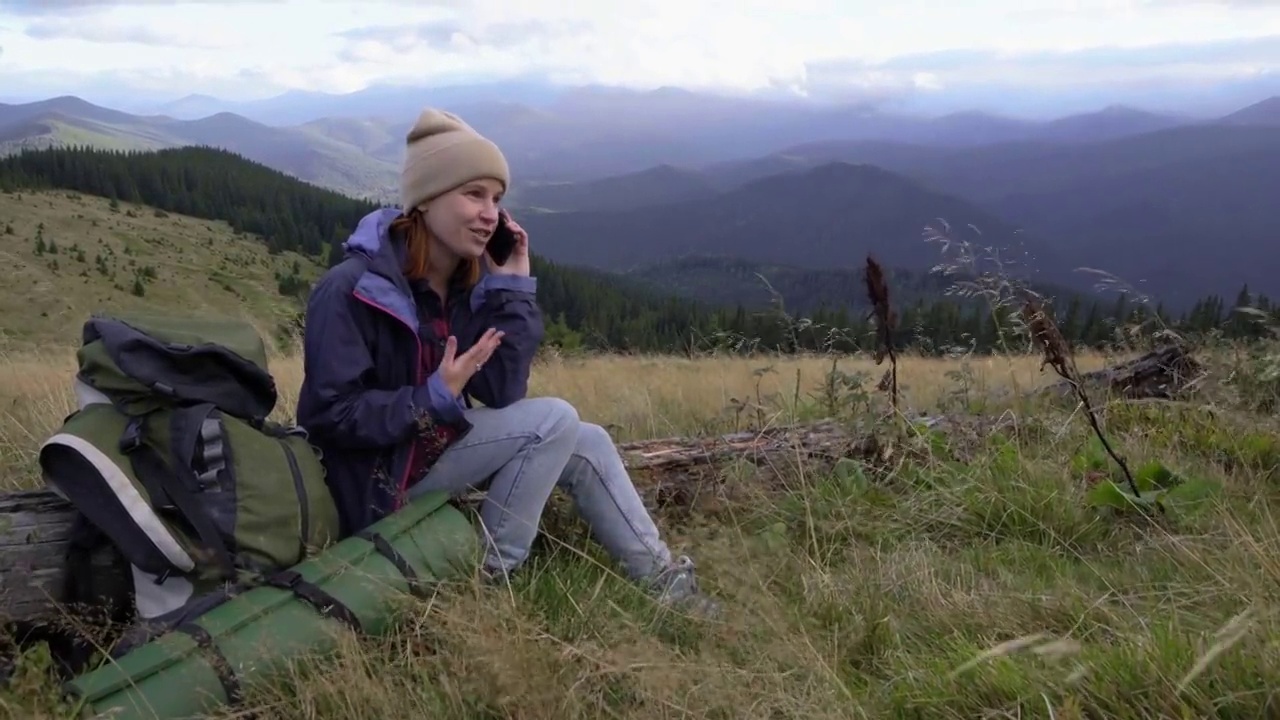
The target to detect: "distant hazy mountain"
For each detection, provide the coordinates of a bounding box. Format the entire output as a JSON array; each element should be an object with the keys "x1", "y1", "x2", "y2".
[
  {"x1": 703, "y1": 118, "x2": 1280, "y2": 204},
  {"x1": 5, "y1": 88, "x2": 1216, "y2": 199},
  {"x1": 6, "y1": 90, "x2": 1277, "y2": 311},
  {"x1": 507, "y1": 109, "x2": 1280, "y2": 308},
  {"x1": 0, "y1": 96, "x2": 399, "y2": 200},
  {"x1": 464, "y1": 91, "x2": 1197, "y2": 183},
  {"x1": 983, "y1": 131, "x2": 1280, "y2": 311},
  {"x1": 148, "y1": 79, "x2": 570, "y2": 125},
  {"x1": 1216, "y1": 96, "x2": 1280, "y2": 126},
  {"x1": 510, "y1": 164, "x2": 720, "y2": 212},
  {"x1": 508, "y1": 104, "x2": 1279, "y2": 210},
  {"x1": 514, "y1": 161, "x2": 1079, "y2": 295},
  {"x1": 122, "y1": 82, "x2": 1210, "y2": 184}
]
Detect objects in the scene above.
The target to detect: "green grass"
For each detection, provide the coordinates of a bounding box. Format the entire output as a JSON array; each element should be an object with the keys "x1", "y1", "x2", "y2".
[
  {"x1": 3, "y1": 341, "x2": 1278, "y2": 719},
  {"x1": 0, "y1": 189, "x2": 322, "y2": 352}
]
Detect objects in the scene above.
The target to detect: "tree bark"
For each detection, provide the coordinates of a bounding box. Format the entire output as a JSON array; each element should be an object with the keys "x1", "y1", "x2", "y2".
[
  {"x1": 0, "y1": 491, "x2": 95, "y2": 625},
  {"x1": 1036, "y1": 343, "x2": 1204, "y2": 400}
]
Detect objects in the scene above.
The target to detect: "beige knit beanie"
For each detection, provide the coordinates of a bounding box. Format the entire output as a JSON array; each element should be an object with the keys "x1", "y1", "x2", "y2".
[{"x1": 399, "y1": 108, "x2": 510, "y2": 211}]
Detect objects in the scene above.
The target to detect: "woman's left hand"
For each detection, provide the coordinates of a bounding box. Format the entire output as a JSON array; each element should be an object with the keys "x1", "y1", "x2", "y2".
[{"x1": 487, "y1": 209, "x2": 531, "y2": 277}]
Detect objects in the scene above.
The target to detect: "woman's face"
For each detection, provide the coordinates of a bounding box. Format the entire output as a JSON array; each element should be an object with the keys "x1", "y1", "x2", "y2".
[{"x1": 423, "y1": 178, "x2": 505, "y2": 260}]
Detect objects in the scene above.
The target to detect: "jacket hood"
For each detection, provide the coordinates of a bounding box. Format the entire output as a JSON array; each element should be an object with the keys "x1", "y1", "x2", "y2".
[
  {"x1": 344, "y1": 208, "x2": 409, "y2": 282},
  {"x1": 343, "y1": 207, "x2": 480, "y2": 293},
  {"x1": 342, "y1": 207, "x2": 420, "y2": 330}
]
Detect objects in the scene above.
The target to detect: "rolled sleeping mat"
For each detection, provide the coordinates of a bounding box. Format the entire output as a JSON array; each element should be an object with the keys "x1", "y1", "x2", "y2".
[{"x1": 63, "y1": 489, "x2": 481, "y2": 720}]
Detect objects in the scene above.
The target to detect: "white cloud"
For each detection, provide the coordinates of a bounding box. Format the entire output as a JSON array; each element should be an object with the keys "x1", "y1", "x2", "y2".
[
  {"x1": 23, "y1": 17, "x2": 240, "y2": 48},
  {"x1": 0, "y1": 0, "x2": 1277, "y2": 103},
  {"x1": 0, "y1": 0, "x2": 283, "y2": 13}
]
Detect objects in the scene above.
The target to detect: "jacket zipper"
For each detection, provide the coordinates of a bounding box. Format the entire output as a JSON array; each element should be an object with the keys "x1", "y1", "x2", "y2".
[
  {"x1": 351, "y1": 290, "x2": 423, "y2": 511},
  {"x1": 406, "y1": 295, "x2": 452, "y2": 508}
]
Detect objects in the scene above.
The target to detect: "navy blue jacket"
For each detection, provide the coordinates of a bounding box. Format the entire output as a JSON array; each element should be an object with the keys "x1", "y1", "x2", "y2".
[{"x1": 296, "y1": 208, "x2": 544, "y2": 537}]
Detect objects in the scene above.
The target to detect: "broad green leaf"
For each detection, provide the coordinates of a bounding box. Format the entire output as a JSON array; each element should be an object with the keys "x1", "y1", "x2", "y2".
[
  {"x1": 1084, "y1": 481, "x2": 1165, "y2": 512},
  {"x1": 1084, "y1": 481, "x2": 1133, "y2": 509},
  {"x1": 1134, "y1": 460, "x2": 1177, "y2": 491},
  {"x1": 1163, "y1": 477, "x2": 1223, "y2": 507}
]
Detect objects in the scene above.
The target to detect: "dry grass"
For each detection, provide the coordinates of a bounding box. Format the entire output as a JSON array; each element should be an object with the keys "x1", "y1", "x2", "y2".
[
  {"x1": 3, "y1": 344, "x2": 1280, "y2": 719},
  {"x1": 0, "y1": 347, "x2": 1113, "y2": 492}
]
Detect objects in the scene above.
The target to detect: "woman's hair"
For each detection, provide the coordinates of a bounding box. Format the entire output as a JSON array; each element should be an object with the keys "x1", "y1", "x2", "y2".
[{"x1": 389, "y1": 206, "x2": 481, "y2": 288}]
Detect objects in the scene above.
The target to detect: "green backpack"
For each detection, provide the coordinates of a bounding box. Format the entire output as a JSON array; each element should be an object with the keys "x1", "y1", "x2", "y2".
[{"x1": 38, "y1": 312, "x2": 342, "y2": 645}]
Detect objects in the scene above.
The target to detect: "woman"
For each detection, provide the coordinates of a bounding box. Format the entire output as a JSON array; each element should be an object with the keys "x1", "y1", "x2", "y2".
[{"x1": 296, "y1": 108, "x2": 720, "y2": 616}]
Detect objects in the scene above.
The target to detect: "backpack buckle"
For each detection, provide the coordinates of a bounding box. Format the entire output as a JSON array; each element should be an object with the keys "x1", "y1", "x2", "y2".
[
  {"x1": 118, "y1": 416, "x2": 144, "y2": 453},
  {"x1": 265, "y1": 569, "x2": 302, "y2": 590}
]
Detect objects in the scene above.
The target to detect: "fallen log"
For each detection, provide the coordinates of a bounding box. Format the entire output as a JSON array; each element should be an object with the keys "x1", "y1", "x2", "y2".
[
  {"x1": 0, "y1": 419, "x2": 875, "y2": 626},
  {"x1": 0, "y1": 491, "x2": 129, "y2": 625},
  {"x1": 621, "y1": 418, "x2": 867, "y2": 471},
  {"x1": 1035, "y1": 343, "x2": 1204, "y2": 400}
]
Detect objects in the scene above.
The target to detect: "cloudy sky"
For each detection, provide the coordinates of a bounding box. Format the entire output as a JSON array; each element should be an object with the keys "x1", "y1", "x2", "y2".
[{"x1": 0, "y1": 0, "x2": 1278, "y2": 111}]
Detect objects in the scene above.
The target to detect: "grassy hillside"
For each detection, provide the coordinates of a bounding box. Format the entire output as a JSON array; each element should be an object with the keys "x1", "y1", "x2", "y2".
[
  {"x1": 0, "y1": 189, "x2": 322, "y2": 351},
  {"x1": 0, "y1": 97, "x2": 398, "y2": 201},
  {"x1": 3, "y1": 341, "x2": 1280, "y2": 717},
  {"x1": 0, "y1": 145, "x2": 737, "y2": 356},
  {"x1": 0, "y1": 116, "x2": 169, "y2": 154}
]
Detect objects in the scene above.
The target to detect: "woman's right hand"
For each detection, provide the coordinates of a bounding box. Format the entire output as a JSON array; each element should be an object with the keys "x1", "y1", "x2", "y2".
[{"x1": 438, "y1": 328, "x2": 505, "y2": 396}]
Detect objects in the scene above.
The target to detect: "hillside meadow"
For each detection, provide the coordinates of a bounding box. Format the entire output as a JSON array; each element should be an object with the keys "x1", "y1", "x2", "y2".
[
  {"x1": 3, "y1": 338, "x2": 1279, "y2": 719},
  {"x1": 0, "y1": 189, "x2": 322, "y2": 352}
]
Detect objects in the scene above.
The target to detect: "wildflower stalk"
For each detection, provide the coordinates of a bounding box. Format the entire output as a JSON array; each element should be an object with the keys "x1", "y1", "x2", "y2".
[
  {"x1": 1021, "y1": 290, "x2": 1142, "y2": 499},
  {"x1": 864, "y1": 255, "x2": 899, "y2": 414}
]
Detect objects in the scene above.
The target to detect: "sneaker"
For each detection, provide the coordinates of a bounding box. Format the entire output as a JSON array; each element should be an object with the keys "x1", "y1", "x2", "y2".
[{"x1": 645, "y1": 555, "x2": 723, "y2": 619}]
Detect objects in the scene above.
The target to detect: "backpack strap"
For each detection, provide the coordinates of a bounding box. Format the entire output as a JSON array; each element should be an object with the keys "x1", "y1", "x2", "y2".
[
  {"x1": 172, "y1": 622, "x2": 247, "y2": 708},
  {"x1": 250, "y1": 418, "x2": 311, "y2": 563},
  {"x1": 353, "y1": 528, "x2": 430, "y2": 599},
  {"x1": 118, "y1": 405, "x2": 238, "y2": 582},
  {"x1": 118, "y1": 417, "x2": 175, "y2": 514},
  {"x1": 263, "y1": 569, "x2": 363, "y2": 634}
]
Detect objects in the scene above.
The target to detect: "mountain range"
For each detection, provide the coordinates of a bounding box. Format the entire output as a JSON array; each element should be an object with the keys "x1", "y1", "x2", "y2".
[
  {"x1": 512, "y1": 116, "x2": 1280, "y2": 309},
  {"x1": 3, "y1": 87, "x2": 1279, "y2": 313},
  {"x1": 6, "y1": 89, "x2": 1274, "y2": 193},
  {"x1": 0, "y1": 96, "x2": 402, "y2": 201}
]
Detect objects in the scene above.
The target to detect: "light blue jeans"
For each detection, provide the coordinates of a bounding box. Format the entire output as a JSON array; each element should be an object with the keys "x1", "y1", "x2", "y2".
[{"x1": 407, "y1": 396, "x2": 674, "y2": 582}]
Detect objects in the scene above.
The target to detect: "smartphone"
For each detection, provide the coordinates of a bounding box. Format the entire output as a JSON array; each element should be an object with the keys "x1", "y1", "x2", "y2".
[{"x1": 486, "y1": 211, "x2": 518, "y2": 266}]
